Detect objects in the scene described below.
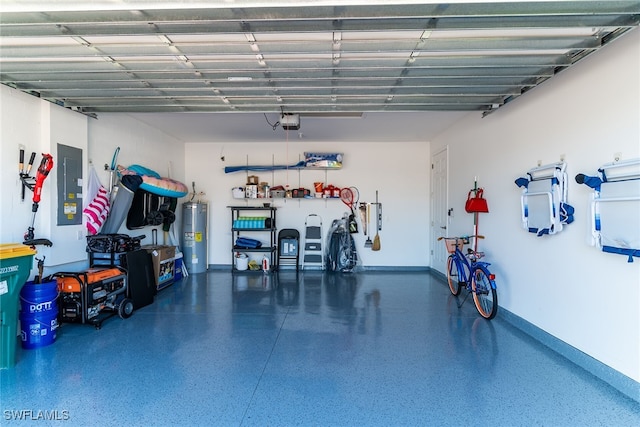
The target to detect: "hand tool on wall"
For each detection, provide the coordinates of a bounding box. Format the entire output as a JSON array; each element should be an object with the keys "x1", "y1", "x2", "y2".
[
  {"x1": 19, "y1": 149, "x2": 37, "y2": 201},
  {"x1": 364, "y1": 203, "x2": 373, "y2": 248},
  {"x1": 19, "y1": 150, "x2": 54, "y2": 247},
  {"x1": 372, "y1": 191, "x2": 381, "y2": 251},
  {"x1": 359, "y1": 202, "x2": 367, "y2": 236}
]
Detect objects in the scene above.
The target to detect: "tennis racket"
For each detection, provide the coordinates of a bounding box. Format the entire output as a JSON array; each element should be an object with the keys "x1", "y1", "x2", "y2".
[
  {"x1": 340, "y1": 187, "x2": 360, "y2": 233},
  {"x1": 340, "y1": 187, "x2": 354, "y2": 211}
]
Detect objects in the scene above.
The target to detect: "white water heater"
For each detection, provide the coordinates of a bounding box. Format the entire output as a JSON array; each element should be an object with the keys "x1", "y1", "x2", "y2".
[{"x1": 181, "y1": 202, "x2": 208, "y2": 274}]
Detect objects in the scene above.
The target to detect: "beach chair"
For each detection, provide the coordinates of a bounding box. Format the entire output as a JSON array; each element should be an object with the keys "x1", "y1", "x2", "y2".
[
  {"x1": 576, "y1": 158, "x2": 640, "y2": 262},
  {"x1": 515, "y1": 162, "x2": 574, "y2": 237}
]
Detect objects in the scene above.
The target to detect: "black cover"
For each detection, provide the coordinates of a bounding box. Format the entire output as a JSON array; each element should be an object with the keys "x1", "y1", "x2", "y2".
[
  {"x1": 123, "y1": 249, "x2": 156, "y2": 309},
  {"x1": 326, "y1": 219, "x2": 357, "y2": 272},
  {"x1": 127, "y1": 189, "x2": 177, "y2": 230},
  {"x1": 127, "y1": 190, "x2": 156, "y2": 229},
  {"x1": 162, "y1": 197, "x2": 178, "y2": 232}
]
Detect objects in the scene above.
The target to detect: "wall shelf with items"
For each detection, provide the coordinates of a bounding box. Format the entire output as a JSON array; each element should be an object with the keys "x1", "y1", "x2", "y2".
[
  {"x1": 227, "y1": 153, "x2": 344, "y2": 202},
  {"x1": 229, "y1": 206, "x2": 277, "y2": 273}
]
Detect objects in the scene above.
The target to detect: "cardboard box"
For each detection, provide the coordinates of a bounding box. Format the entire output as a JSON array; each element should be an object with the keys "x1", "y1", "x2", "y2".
[
  {"x1": 245, "y1": 184, "x2": 258, "y2": 198},
  {"x1": 143, "y1": 245, "x2": 176, "y2": 290}
]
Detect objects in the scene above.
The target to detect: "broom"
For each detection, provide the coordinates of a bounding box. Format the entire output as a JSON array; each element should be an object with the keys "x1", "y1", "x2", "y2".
[
  {"x1": 372, "y1": 191, "x2": 381, "y2": 251},
  {"x1": 364, "y1": 203, "x2": 373, "y2": 248}
]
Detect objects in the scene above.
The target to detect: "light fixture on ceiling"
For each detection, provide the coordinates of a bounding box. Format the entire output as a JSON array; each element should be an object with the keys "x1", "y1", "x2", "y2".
[{"x1": 280, "y1": 113, "x2": 300, "y2": 130}]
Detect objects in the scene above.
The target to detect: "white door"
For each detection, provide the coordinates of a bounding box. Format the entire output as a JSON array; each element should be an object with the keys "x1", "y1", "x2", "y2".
[{"x1": 431, "y1": 147, "x2": 448, "y2": 274}]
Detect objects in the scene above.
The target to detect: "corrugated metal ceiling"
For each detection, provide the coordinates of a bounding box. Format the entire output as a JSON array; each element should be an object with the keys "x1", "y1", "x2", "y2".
[{"x1": 1, "y1": 1, "x2": 639, "y2": 116}]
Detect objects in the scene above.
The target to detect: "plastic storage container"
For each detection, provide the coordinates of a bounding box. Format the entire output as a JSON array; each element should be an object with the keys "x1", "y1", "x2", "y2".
[
  {"x1": 235, "y1": 253, "x2": 249, "y2": 271},
  {"x1": 0, "y1": 244, "x2": 36, "y2": 368},
  {"x1": 19, "y1": 279, "x2": 59, "y2": 349}
]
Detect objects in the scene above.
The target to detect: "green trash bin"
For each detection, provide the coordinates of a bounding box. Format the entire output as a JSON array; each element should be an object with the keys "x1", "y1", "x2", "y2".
[{"x1": 0, "y1": 244, "x2": 35, "y2": 369}]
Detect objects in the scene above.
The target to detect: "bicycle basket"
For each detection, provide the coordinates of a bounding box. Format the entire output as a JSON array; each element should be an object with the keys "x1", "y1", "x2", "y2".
[{"x1": 444, "y1": 238, "x2": 464, "y2": 254}]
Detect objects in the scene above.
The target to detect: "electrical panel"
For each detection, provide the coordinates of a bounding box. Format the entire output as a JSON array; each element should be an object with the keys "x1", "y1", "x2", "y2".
[{"x1": 57, "y1": 144, "x2": 83, "y2": 225}]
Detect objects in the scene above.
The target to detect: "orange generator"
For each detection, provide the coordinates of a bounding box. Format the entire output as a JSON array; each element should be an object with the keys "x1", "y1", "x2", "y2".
[{"x1": 54, "y1": 267, "x2": 133, "y2": 329}]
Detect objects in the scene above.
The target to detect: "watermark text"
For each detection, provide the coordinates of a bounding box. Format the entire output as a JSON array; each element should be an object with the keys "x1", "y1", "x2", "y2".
[{"x1": 4, "y1": 409, "x2": 70, "y2": 421}]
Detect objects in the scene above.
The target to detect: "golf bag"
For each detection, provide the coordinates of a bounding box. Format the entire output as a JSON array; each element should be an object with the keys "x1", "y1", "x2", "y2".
[{"x1": 326, "y1": 217, "x2": 358, "y2": 272}]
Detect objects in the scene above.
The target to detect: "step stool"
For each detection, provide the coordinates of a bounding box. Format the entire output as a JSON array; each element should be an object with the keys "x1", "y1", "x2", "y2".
[{"x1": 303, "y1": 214, "x2": 324, "y2": 270}]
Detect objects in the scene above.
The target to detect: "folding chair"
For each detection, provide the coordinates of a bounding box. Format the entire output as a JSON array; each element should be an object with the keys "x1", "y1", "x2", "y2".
[
  {"x1": 576, "y1": 158, "x2": 640, "y2": 262},
  {"x1": 515, "y1": 162, "x2": 574, "y2": 236},
  {"x1": 278, "y1": 228, "x2": 300, "y2": 271}
]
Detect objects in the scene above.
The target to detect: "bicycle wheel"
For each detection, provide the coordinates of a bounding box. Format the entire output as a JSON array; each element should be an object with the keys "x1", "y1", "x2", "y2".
[
  {"x1": 446, "y1": 255, "x2": 462, "y2": 296},
  {"x1": 471, "y1": 267, "x2": 498, "y2": 319}
]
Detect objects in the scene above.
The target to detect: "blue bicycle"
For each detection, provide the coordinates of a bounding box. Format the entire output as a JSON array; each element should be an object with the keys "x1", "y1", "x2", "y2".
[{"x1": 439, "y1": 235, "x2": 498, "y2": 319}]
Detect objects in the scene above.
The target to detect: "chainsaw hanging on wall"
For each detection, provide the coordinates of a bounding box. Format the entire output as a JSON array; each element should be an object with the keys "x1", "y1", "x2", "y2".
[{"x1": 19, "y1": 148, "x2": 54, "y2": 247}]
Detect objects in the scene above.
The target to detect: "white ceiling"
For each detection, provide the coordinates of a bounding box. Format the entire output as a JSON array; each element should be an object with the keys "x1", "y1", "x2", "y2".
[
  {"x1": 125, "y1": 111, "x2": 469, "y2": 142},
  {"x1": 2, "y1": 1, "x2": 639, "y2": 114},
  {"x1": 1, "y1": 1, "x2": 638, "y2": 141}
]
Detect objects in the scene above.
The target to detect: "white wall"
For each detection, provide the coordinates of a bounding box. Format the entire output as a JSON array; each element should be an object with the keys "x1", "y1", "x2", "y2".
[
  {"x1": 431, "y1": 29, "x2": 640, "y2": 382},
  {"x1": 0, "y1": 88, "x2": 186, "y2": 276},
  {"x1": 185, "y1": 139, "x2": 431, "y2": 268},
  {"x1": 0, "y1": 86, "x2": 88, "y2": 269},
  {"x1": 0, "y1": 86, "x2": 42, "y2": 244}
]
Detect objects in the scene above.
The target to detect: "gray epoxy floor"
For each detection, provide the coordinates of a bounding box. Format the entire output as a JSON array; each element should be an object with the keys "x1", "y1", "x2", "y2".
[{"x1": 2, "y1": 270, "x2": 639, "y2": 426}]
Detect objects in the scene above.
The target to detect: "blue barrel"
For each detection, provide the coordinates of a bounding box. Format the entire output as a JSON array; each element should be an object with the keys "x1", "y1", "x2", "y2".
[{"x1": 19, "y1": 280, "x2": 59, "y2": 349}]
